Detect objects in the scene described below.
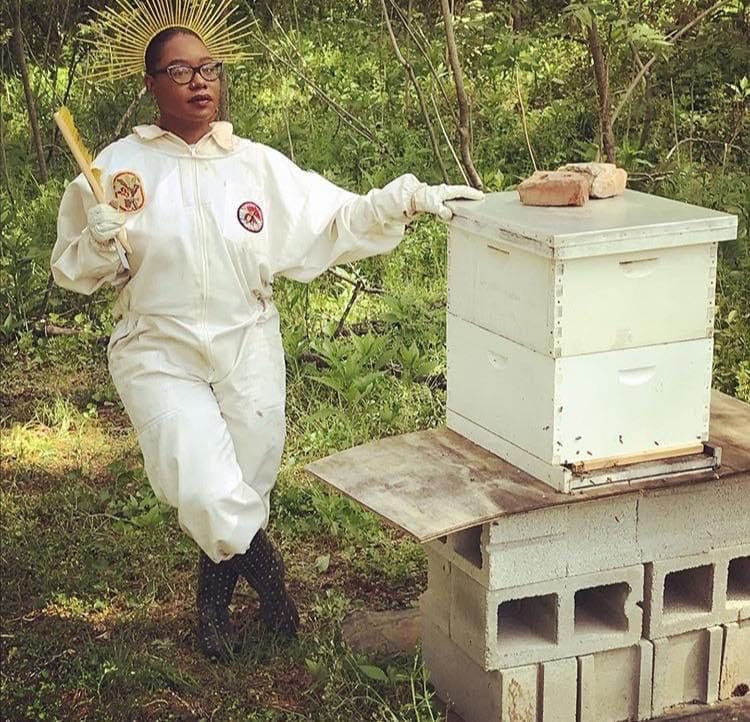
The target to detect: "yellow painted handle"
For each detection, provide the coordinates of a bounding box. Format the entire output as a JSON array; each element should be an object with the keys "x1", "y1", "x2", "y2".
[{"x1": 53, "y1": 111, "x2": 133, "y2": 255}]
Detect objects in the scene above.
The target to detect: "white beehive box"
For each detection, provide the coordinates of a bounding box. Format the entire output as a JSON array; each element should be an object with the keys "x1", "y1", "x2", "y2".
[{"x1": 445, "y1": 189, "x2": 737, "y2": 491}]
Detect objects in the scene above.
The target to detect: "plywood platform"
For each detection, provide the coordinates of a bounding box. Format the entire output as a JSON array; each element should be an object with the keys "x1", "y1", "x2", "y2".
[{"x1": 305, "y1": 390, "x2": 750, "y2": 542}]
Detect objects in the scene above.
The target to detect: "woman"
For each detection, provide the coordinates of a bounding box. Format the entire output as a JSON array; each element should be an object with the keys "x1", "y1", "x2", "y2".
[{"x1": 52, "y1": 26, "x2": 483, "y2": 660}]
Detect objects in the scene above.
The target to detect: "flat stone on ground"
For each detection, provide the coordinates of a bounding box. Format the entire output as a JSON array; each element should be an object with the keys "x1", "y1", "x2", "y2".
[{"x1": 342, "y1": 607, "x2": 420, "y2": 656}]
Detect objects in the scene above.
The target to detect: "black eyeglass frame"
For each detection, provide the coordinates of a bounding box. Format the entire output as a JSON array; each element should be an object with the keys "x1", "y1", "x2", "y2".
[{"x1": 150, "y1": 61, "x2": 224, "y2": 84}]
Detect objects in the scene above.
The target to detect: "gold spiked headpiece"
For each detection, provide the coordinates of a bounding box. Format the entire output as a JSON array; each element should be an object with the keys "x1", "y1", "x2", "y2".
[{"x1": 84, "y1": 0, "x2": 252, "y2": 81}]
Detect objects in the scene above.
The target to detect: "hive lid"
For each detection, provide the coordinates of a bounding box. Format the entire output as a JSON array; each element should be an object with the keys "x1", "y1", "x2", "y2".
[{"x1": 447, "y1": 189, "x2": 737, "y2": 259}]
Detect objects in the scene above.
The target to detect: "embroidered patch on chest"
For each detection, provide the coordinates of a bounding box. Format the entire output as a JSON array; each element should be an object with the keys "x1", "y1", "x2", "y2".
[
  {"x1": 237, "y1": 201, "x2": 264, "y2": 233},
  {"x1": 112, "y1": 171, "x2": 145, "y2": 212}
]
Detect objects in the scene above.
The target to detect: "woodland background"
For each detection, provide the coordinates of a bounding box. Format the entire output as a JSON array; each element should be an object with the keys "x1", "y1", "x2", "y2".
[{"x1": 1, "y1": 1, "x2": 748, "y2": 720}]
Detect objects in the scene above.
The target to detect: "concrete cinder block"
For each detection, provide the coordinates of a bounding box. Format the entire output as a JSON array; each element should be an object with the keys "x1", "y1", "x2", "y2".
[
  {"x1": 578, "y1": 641, "x2": 653, "y2": 722},
  {"x1": 565, "y1": 496, "x2": 640, "y2": 577},
  {"x1": 726, "y1": 553, "x2": 750, "y2": 621},
  {"x1": 638, "y1": 478, "x2": 750, "y2": 562},
  {"x1": 652, "y1": 626, "x2": 723, "y2": 715},
  {"x1": 419, "y1": 548, "x2": 451, "y2": 636},
  {"x1": 719, "y1": 620, "x2": 750, "y2": 701},
  {"x1": 422, "y1": 619, "x2": 503, "y2": 722},
  {"x1": 484, "y1": 507, "x2": 569, "y2": 588},
  {"x1": 644, "y1": 545, "x2": 750, "y2": 639},
  {"x1": 499, "y1": 664, "x2": 539, "y2": 722},
  {"x1": 541, "y1": 657, "x2": 578, "y2": 722},
  {"x1": 448, "y1": 563, "x2": 643, "y2": 669},
  {"x1": 426, "y1": 512, "x2": 568, "y2": 590},
  {"x1": 430, "y1": 497, "x2": 639, "y2": 591},
  {"x1": 485, "y1": 504, "x2": 569, "y2": 546},
  {"x1": 421, "y1": 619, "x2": 576, "y2": 722},
  {"x1": 706, "y1": 625, "x2": 724, "y2": 704}
]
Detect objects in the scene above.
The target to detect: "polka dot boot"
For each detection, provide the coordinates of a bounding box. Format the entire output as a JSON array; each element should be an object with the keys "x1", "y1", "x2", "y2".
[
  {"x1": 230, "y1": 529, "x2": 299, "y2": 638},
  {"x1": 196, "y1": 551, "x2": 239, "y2": 660}
]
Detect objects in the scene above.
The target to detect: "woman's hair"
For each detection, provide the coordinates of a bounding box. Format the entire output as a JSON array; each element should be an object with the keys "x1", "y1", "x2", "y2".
[{"x1": 145, "y1": 27, "x2": 202, "y2": 74}]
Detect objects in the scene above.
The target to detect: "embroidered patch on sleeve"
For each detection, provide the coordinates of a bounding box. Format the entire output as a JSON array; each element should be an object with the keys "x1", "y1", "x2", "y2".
[
  {"x1": 237, "y1": 201, "x2": 264, "y2": 233},
  {"x1": 112, "y1": 171, "x2": 145, "y2": 212}
]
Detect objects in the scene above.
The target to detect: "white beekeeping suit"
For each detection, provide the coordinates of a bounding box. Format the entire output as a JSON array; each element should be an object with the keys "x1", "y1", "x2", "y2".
[{"x1": 52, "y1": 121, "x2": 481, "y2": 563}]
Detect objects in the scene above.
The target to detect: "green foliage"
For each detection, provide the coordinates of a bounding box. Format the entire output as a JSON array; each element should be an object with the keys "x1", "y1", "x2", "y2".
[{"x1": 308, "y1": 333, "x2": 392, "y2": 405}]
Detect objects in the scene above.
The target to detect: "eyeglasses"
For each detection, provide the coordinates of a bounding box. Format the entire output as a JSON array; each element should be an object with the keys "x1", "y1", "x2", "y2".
[{"x1": 151, "y1": 61, "x2": 223, "y2": 85}]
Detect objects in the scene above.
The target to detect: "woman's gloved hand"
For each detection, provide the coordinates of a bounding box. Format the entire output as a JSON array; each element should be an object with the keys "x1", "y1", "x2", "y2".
[
  {"x1": 409, "y1": 182, "x2": 485, "y2": 220},
  {"x1": 347, "y1": 173, "x2": 484, "y2": 236},
  {"x1": 87, "y1": 203, "x2": 127, "y2": 246}
]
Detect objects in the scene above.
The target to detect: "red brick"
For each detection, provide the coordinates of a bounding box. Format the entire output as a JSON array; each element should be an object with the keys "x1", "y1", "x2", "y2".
[{"x1": 518, "y1": 170, "x2": 589, "y2": 207}]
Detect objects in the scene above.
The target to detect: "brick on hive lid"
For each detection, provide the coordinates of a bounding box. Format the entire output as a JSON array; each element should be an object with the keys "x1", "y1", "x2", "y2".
[{"x1": 517, "y1": 170, "x2": 590, "y2": 207}]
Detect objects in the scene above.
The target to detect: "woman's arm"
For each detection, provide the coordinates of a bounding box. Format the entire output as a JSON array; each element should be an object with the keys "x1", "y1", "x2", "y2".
[
  {"x1": 259, "y1": 147, "x2": 481, "y2": 283},
  {"x1": 51, "y1": 174, "x2": 129, "y2": 294}
]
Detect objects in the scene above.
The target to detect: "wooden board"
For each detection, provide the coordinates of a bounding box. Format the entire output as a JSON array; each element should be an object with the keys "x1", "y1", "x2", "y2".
[
  {"x1": 568, "y1": 442, "x2": 706, "y2": 473},
  {"x1": 305, "y1": 390, "x2": 750, "y2": 543},
  {"x1": 710, "y1": 389, "x2": 750, "y2": 472}
]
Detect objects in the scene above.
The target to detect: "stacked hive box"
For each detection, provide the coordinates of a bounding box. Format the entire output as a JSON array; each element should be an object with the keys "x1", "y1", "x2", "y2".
[
  {"x1": 445, "y1": 190, "x2": 737, "y2": 491},
  {"x1": 422, "y1": 190, "x2": 746, "y2": 721},
  {"x1": 421, "y1": 481, "x2": 750, "y2": 721}
]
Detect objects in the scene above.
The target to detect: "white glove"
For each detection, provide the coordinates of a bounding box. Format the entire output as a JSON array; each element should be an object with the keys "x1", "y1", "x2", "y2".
[
  {"x1": 410, "y1": 182, "x2": 485, "y2": 220},
  {"x1": 87, "y1": 203, "x2": 126, "y2": 246},
  {"x1": 348, "y1": 174, "x2": 484, "y2": 235}
]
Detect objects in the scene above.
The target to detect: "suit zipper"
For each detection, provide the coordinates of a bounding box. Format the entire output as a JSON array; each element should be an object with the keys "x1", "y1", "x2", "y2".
[{"x1": 191, "y1": 148, "x2": 215, "y2": 376}]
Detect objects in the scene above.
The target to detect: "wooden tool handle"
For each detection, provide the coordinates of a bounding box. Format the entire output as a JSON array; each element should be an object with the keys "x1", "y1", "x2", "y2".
[{"x1": 54, "y1": 111, "x2": 133, "y2": 255}]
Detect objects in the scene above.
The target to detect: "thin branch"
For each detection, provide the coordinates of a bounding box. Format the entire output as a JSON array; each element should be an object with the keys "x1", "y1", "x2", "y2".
[
  {"x1": 333, "y1": 280, "x2": 364, "y2": 339},
  {"x1": 39, "y1": 274, "x2": 55, "y2": 319},
  {"x1": 430, "y1": 91, "x2": 469, "y2": 183},
  {"x1": 0, "y1": 50, "x2": 15, "y2": 206},
  {"x1": 110, "y1": 87, "x2": 147, "y2": 143},
  {"x1": 327, "y1": 268, "x2": 384, "y2": 295},
  {"x1": 670, "y1": 78, "x2": 680, "y2": 162},
  {"x1": 380, "y1": 0, "x2": 449, "y2": 182},
  {"x1": 439, "y1": 0, "x2": 483, "y2": 189},
  {"x1": 389, "y1": 0, "x2": 458, "y2": 124},
  {"x1": 665, "y1": 137, "x2": 745, "y2": 160},
  {"x1": 587, "y1": 17, "x2": 616, "y2": 163},
  {"x1": 12, "y1": 0, "x2": 48, "y2": 183},
  {"x1": 515, "y1": 67, "x2": 537, "y2": 171},
  {"x1": 47, "y1": 40, "x2": 81, "y2": 165},
  {"x1": 284, "y1": 112, "x2": 295, "y2": 163},
  {"x1": 612, "y1": 0, "x2": 729, "y2": 124}
]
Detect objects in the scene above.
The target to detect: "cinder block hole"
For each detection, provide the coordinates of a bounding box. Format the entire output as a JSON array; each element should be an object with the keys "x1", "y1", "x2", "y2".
[
  {"x1": 574, "y1": 582, "x2": 629, "y2": 635},
  {"x1": 663, "y1": 565, "x2": 713, "y2": 615},
  {"x1": 727, "y1": 556, "x2": 750, "y2": 602},
  {"x1": 497, "y1": 593, "x2": 557, "y2": 647},
  {"x1": 452, "y1": 526, "x2": 482, "y2": 569},
  {"x1": 437, "y1": 536, "x2": 447, "y2": 545},
  {"x1": 733, "y1": 683, "x2": 749, "y2": 697}
]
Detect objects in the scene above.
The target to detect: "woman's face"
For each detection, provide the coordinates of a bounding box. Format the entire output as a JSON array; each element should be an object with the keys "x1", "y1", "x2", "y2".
[{"x1": 144, "y1": 33, "x2": 220, "y2": 126}]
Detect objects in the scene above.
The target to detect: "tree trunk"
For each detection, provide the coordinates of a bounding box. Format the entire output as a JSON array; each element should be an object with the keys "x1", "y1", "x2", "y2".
[
  {"x1": 12, "y1": 0, "x2": 48, "y2": 183},
  {"x1": 511, "y1": 0, "x2": 523, "y2": 30},
  {"x1": 439, "y1": 0, "x2": 483, "y2": 189},
  {"x1": 586, "y1": 18, "x2": 616, "y2": 163}
]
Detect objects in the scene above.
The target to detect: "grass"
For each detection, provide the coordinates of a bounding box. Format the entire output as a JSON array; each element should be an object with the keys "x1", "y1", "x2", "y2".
[{"x1": 0, "y1": 220, "x2": 446, "y2": 722}]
